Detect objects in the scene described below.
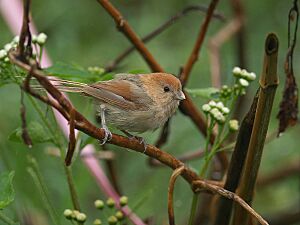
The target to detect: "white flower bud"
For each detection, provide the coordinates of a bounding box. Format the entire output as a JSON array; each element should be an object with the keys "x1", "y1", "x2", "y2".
[
  {"x1": 76, "y1": 213, "x2": 87, "y2": 222},
  {"x1": 63, "y1": 209, "x2": 73, "y2": 219},
  {"x1": 202, "y1": 104, "x2": 211, "y2": 113},
  {"x1": 32, "y1": 34, "x2": 38, "y2": 43},
  {"x1": 229, "y1": 119, "x2": 239, "y2": 131},
  {"x1": 4, "y1": 57, "x2": 9, "y2": 63},
  {"x1": 216, "y1": 102, "x2": 224, "y2": 109},
  {"x1": 232, "y1": 67, "x2": 241, "y2": 76},
  {"x1": 208, "y1": 100, "x2": 217, "y2": 107},
  {"x1": 247, "y1": 72, "x2": 256, "y2": 81},
  {"x1": 214, "y1": 111, "x2": 226, "y2": 123},
  {"x1": 221, "y1": 107, "x2": 230, "y2": 114},
  {"x1": 37, "y1": 33, "x2": 47, "y2": 45},
  {"x1": 0, "y1": 49, "x2": 7, "y2": 59},
  {"x1": 239, "y1": 78, "x2": 249, "y2": 87},
  {"x1": 4, "y1": 43, "x2": 12, "y2": 52},
  {"x1": 13, "y1": 36, "x2": 20, "y2": 43},
  {"x1": 240, "y1": 69, "x2": 249, "y2": 78},
  {"x1": 210, "y1": 108, "x2": 220, "y2": 116}
]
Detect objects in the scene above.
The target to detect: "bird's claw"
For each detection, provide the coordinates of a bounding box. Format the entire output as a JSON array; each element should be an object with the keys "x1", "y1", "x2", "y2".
[
  {"x1": 129, "y1": 136, "x2": 147, "y2": 153},
  {"x1": 99, "y1": 127, "x2": 112, "y2": 145}
]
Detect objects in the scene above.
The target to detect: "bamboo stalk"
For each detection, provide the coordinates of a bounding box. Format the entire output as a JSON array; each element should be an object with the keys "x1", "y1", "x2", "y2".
[
  {"x1": 231, "y1": 33, "x2": 279, "y2": 225},
  {"x1": 213, "y1": 90, "x2": 259, "y2": 225}
]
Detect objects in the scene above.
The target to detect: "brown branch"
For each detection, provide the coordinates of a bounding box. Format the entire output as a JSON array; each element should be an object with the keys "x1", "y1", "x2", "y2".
[
  {"x1": 96, "y1": 0, "x2": 228, "y2": 171},
  {"x1": 192, "y1": 180, "x2": 269, "y2": 225},
  {"x1": 257, "y1": 160, "x2": 300, "y2": 187},
  {"x1": 104, "y1": 5, "x2": 225, "y2": 72},
  {"x1": 97, "y1": 0, "x2": 163, "y2": 72},
  {"x1": 20, "y1": 89, "x2": 33, "y2": 147},
  {"x1": 168, "y1": 166, "x2": 185, "y2": 225},
  {"x1": 208, "y1": 18, "x2": 242, "y2": 88},
  {"x1": 65, "y1": 108, "x2": 76, "y2": 166},
  {"x1": 18, "y1": 0, "x2": 32, "y2": 61},
  {"x1": 180, "y1": 0, "x2": 220, "y2": 86}
]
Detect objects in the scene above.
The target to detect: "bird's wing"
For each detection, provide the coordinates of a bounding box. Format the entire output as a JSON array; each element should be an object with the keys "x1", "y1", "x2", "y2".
[{"x1": 83, "y1": 79, "x2": 151, "y2": 110}]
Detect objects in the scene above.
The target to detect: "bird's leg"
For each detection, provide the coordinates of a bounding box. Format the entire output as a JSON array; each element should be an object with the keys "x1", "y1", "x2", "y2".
[
  {"x1": 121, "y1": 130, "x2": 147, "y2": 153},
  {"x1": 99, "y1": 104, "x2": 112, "y2": 145}
]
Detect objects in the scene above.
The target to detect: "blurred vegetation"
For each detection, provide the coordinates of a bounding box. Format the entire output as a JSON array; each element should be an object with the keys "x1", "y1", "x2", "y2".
[{"x1": 0, "y1": 0, "x2": 299, "y2": 224}]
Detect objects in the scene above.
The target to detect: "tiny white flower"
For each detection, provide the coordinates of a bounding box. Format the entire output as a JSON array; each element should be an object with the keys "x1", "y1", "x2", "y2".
[
  {"x1": 4, "y1": 43, "x2": 12, "y2": 52},
  {"x1": 202, "y1": 104, "x2": 211, "y2": 112},
  {"x1": 216, "y1": 102, "x2": 224, "y2": 109},
  {"x1": 239, "y1": 78, "x2": 249, "y2": 87},
  {"x1": 37, "y1": 33, "x2": 47, "y2": 45},
  {"x1": 210, "y1": 108, "x2": 220, "y2": 116},
  {"x1": 247, "y1": 72, "x2": 256, "y2": 81},
  {"x1": 229, "y1": 119, "x2": 239, "y2": 131},
  {"x1": 232, "y1": 66, "x2": 241, "y2": 76},
  {"x1": 12, "y1": 36, "x2": 20, "y2": 43},
  {"x1": 0, "y1": 49, "x2": 7, "y2": 59},
  {"x1": 214, "y1": 112, "x2": 226, "y2": 123},
  {"x1": 240, "y1": 69, "x2": 249, "y2": 78},
  {"x1": 221, "y1": 107, "x2": 230, "y2": 114},
  {"x1": 76, "y1": 213, "x2": 87, "y2": 222},
  {"x1": 208, "y1": 100, "x2": 217, "y2": 107},
  {"x1": 32, "y1": 34, "x2": 38, "y2": 43}
]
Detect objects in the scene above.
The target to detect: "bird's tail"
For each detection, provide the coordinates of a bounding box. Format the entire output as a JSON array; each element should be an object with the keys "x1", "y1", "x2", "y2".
[{"x1": 31, "y1": 76, "x2": 87, "y2": 93}]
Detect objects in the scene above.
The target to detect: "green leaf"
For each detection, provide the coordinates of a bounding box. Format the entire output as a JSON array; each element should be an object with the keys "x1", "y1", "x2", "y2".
[
  {"x1": 8, "y1": 121, "x2": 52, "y2": 144},
  {"x1": 185, "y1": 87, "x2": 220, "y2": 99},
  {"x1": 45, "y1": 62, "x2": 109, "y2": 83},
  {"x1": 0, "y1": 171, "x2": 15, "y2": 209},
  {"x1": 127, "y1": 69, "x2": 148, "y2": 74}
]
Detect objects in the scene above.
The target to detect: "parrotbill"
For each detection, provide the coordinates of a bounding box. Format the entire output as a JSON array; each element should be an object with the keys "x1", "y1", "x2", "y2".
[{"x1": 45, "y1": 72, "x2": 185, "y2": 144}]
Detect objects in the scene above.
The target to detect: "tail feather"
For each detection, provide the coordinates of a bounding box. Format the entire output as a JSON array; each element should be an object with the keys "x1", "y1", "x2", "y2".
[{"x1": 31, "y1": 76, "x2": 87, "y2": 93}]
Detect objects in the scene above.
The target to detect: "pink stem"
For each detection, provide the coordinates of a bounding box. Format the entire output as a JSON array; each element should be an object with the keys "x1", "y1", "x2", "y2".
[{"x1": 0, "y1": 1, "x2": 145, "y2": 224}]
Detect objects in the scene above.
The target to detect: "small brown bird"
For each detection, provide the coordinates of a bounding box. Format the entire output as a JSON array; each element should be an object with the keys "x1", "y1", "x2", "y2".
[{"x1": 46, "y1": 73, "x2": 185, "y2": 144}]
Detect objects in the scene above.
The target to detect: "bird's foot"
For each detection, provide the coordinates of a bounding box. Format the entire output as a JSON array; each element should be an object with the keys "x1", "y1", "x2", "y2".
[
  {"x1": 99, "y1": 126, "x2": 112, "y2": 145},
  {"x1": 122, "y1": 130, "x2": 147, "y2": 153}
]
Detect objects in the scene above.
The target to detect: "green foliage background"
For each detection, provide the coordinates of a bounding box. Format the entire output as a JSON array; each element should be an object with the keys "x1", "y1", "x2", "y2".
[{"x1": 0, "y1": 0, "x2": 299, "y2": 224}]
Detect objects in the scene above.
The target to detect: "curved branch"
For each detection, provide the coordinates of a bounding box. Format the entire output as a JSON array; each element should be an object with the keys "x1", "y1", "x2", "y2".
[{"x1": 168, "y1": 166, "x2": 185, "y2": 225}]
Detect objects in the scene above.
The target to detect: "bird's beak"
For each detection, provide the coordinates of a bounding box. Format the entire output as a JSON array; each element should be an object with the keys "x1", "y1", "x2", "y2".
[{"x1": 176, "y1": 91, "x2": 186, "y2": 100}]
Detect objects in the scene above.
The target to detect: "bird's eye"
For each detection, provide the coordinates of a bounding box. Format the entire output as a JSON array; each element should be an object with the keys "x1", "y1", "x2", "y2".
[{"x1": 164, "y1": 86, "x2": 170, "y2": 92}]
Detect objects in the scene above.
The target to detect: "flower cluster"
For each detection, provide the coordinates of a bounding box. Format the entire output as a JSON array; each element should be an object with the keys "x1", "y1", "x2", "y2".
[
  {"x1": 0, "y1": 33, "x2": 48, "y2": 64},
  {"x1": 202, "y1": 100, "x2": 230, "y2": 124},
  {"x1": 88, "y1": 66, "x2": 105, "y2": 75},
  {"x1": 0, "y1": 36, "x2": 20, "y2": 63},
  {"x1": 63, "y1": 209, "x2": 87, "y2": 222},
  {"x1": 92, "y1": 196, "x2": 128, "y2": 225},
  {"x1": 232, "y1": 67, "x2": 256, "y2": 96},
  {"x1": 32, "y1": 33, "x2": 48, "y2": 45}
]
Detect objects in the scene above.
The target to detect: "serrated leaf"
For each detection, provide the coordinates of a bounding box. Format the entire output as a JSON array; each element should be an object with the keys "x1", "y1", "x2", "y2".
[
  {"x1": 9, "y1": 121, "x2": 52, "y2": 144},
  {"x1": 0, "y1": 171, "x2": 15, "y2": 209},
  {"x1": 185, "y1": 87, "x2": 220, "y2": 99},
  {"x1": 45, "y1": 62, "x2": 108, "y2": 83}
]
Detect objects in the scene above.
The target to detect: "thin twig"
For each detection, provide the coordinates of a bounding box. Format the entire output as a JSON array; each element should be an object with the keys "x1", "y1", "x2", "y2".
[
  {"x1": 257, "y1": 160, "x2": 300, "y2": 187},
  {"x1": 65, "y1": 108, "x2": 76, "y2": 166},
  {"x1": 168, "y1": 166, "x2": 185, "y2": 225},
  {"x1": 20, "y1": 89, "x2": 33, "y2": 147},
  {"x1": 192, "y1": 180, "x2": 269, "y2": 225},
  {"x1": 105, "y1": 5, "x2": 225, "y2": 72},
  {"x1": 180, "y1": 0, "x2": 220, "y2": 86}
]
